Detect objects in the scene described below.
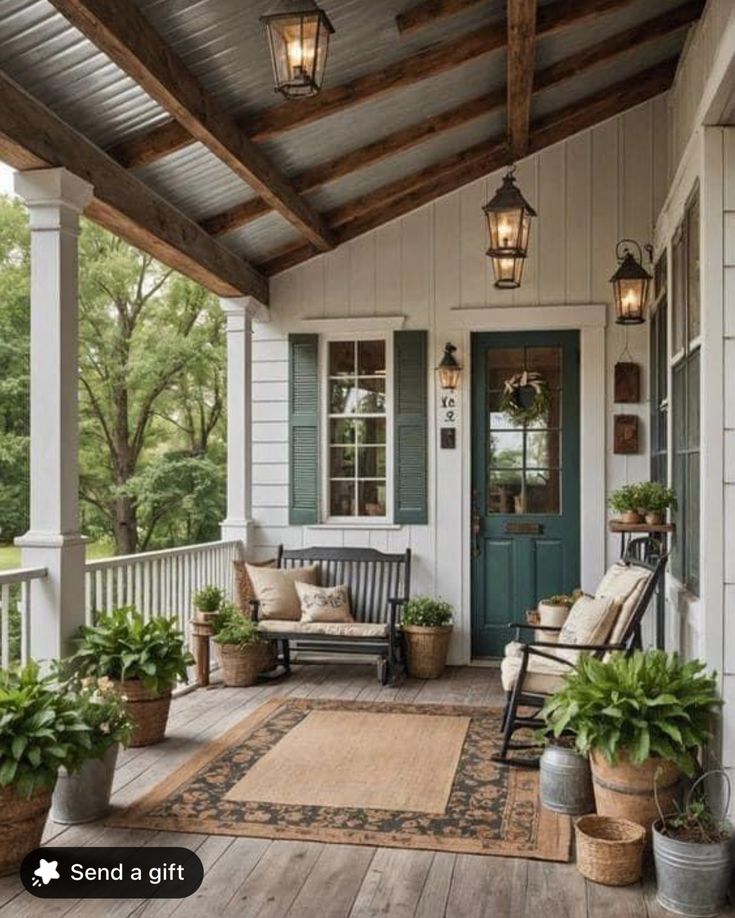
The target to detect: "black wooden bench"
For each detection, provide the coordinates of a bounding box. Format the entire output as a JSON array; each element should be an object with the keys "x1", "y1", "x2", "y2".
[{"x1": 249, "y1": 546, "x2": 411, "y2": 684}]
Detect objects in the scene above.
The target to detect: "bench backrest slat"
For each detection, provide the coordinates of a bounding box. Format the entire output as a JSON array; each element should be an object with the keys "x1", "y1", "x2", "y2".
[{"x1": 278, "y1": 546, "x2": 411, "y2": 623}]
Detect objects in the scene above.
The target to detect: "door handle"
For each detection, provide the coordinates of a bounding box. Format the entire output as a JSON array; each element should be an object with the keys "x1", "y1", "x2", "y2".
[{"x1": 471, "y1": 490, "x2": 482, "y2": 558}]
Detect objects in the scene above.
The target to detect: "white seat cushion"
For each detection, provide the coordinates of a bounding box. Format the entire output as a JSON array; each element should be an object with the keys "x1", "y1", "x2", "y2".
[
  {"x1": 257, "y1": 619, "x2": 389, "y2": 639},
  {"x1": 500, "y1": 653, "x2": 571, "y2": 694}
]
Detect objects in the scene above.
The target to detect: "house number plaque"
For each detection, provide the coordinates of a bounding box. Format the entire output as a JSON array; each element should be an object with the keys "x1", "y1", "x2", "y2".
[{"x1": 439, "y1": 390, "x2": 459, "y2": 449}]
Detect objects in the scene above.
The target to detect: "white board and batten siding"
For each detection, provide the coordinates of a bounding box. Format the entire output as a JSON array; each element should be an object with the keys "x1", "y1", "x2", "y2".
[{"x1": 250, "y1": 98, "x2": 670, "y2": 664}]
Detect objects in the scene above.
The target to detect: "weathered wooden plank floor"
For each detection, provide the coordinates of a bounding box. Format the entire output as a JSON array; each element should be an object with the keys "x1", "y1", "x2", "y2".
[{"x1": 0, "y1": 664, "x2": 727, "y2": 918}]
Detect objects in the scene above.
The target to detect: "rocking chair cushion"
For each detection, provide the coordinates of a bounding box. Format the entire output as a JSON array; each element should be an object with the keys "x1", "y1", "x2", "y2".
[
  {"x1": 500, "y1": 653, "x2": 570, "y2": 694},
  {"x1": 257, "y1": 619, "x2": 390, "y2": 639}
]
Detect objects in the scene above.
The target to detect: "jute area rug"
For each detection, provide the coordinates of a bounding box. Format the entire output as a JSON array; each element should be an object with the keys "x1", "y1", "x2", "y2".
[{"x1": 109, "y1": 697, "x2": 571, "y2": 861}]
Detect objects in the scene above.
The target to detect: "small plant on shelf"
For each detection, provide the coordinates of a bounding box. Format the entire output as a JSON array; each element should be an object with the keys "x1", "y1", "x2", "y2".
[
  {"x1": 609, "y1": 483, "x2": 644, "y2": 523},
  {"x1": 194, "y1": 585, "x2": 225, "y2": 621},
  {"x1": 636, "y1": 481, "x2": 677, "y2": 525}
]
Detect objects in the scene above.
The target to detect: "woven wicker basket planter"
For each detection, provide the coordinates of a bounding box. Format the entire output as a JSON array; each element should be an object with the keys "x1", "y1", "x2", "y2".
[
  {"x1": 113, "y1": 679, "x2": 172, "y2": 748},
  {"x1": 590, "y1": 750, "x2": 680, "y2": 837},
  {"x1": 0, "y1": 784, "x2": 53, "y2": 876},
  {"x1": 403, "y1": 625, "x2": 452, "y2": 679},
  {"x1": 575, "y1": 815, "x2": 646, "y2": 886},
  {"x1": 258, "y1": 640, "x2": 278, "y2": 673},
  {"x1": 215, "y1": 642, "x2": 263, "y2": 687}
]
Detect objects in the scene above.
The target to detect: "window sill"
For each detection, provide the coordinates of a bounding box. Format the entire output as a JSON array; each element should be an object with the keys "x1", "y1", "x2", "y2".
[{"x1": 306, "y1": 523, "x2": 403, "y2": 531}]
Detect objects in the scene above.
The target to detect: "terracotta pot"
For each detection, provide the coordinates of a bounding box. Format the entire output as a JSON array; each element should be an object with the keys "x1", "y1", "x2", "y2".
[
  {"x1": 644, "y1": 511, "x2": 664, "y2": 526},
  {"x1": 590, "y1": 750, "x2": 680, "y2": 837},
  {"x1": 214, "y1": 642, "x2": 263, "y2": 687},
  {"x1": 112, "y1": 679, "x2": 171, "y2": 747},
  {"x1": 0, "y1": 784, "x2": 53, "y2": 876},
  {"x1": 621, "y1": 511, "x2": 643, "y2": 524},
  {"x1": 403, "y1": 625, "x2": 452, "y2": 679},
  {"x1": 195, "y1": 609, "x2": 219, "y2": 624}
]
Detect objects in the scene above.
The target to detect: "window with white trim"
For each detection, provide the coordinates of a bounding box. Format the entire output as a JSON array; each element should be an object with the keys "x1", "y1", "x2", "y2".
[{"x1": 325, "y1": 338, "x2": 389, "y2": 520}]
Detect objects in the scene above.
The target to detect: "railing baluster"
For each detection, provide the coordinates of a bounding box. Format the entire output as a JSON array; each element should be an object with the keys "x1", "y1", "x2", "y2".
[{"x1": 1, "y1": 584, "x2": 10, "y2": 670}]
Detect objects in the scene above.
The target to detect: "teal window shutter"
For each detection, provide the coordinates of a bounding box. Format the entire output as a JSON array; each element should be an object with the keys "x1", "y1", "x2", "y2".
[
  {"x1": 289, "y1": 334, "x2": 319, "y2": 525},
  {"x1": 393, "y1": 330, "x2": 428, "y2": 524}
]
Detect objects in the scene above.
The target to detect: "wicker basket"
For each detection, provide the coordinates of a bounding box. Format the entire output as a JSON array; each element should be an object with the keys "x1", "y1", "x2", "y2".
[
  {"x1": 113, "y1": 679, "x2": 172, "y2": 748},
  {"x1": 215, "y1": 642, "x2": 263, "y2": 687},
  {"x1": 575, "y1": 815, "x2": 647, "y2": 886},
  {"x1": 403, "y1": 625, "x2": 452, "y2": 679},
  {"x1": 0, "y1": 784, "x2": 54, "y2": 876}
]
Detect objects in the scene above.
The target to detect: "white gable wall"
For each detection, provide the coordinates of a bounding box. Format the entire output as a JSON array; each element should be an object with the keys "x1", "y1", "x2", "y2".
[{"x1": 249, "y1": 97, "x2": 670, "y2": 663}]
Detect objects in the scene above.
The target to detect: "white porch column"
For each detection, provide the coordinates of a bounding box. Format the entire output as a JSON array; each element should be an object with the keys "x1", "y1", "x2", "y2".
[
  {"x1": 14, "y1": 168, "x2": 93, "y2": 662},
  {"x1": 220, "y1": 296, "x2": 262, "y2": 547}
]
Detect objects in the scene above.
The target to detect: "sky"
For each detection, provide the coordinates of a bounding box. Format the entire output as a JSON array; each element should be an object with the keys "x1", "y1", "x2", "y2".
[{"x1": 0, "y1": 162, "x2": 15, "y2": 196}]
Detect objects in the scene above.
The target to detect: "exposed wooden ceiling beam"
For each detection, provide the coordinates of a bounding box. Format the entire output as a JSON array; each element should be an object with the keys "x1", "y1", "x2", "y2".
[
  {"x1": 0, "y1": 70, "x2": 269, "y2": 302},
  {"x1": 396, "y1": 0, "x2": 485, "y2": 35},
  {"x1": 108, "y1": 0, "x2": 640, "y2": 171},
  {"x1": 47, "y1": 0, "x2": 332, "y2": 252},
  {"x1": 201, "y1": 1, "x2": 701, "y2": 238},
  {"x1": 258, "y1": 58, "x2": 677, "y2": 277},
  {"x1": 507, "y1": 0, "x2": 538, "y2": 159}
]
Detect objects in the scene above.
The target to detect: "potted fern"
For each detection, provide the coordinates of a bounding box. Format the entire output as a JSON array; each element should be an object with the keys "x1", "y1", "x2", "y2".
[
  {"x1": 70, "y1": 608, "x2": 194, "y2": 747},
  {"x1": 542, "y1": 651, "x2": 720, "y2": 833},
  {"x1": 0, "y1": 662, "x2": 91, "y2": 875},
  {"x1": 211, "y1": 604, "x2": 264, "y2": 687},
  {"x1": 401, "y1": 596, "x2": 454, "y2": 679}
]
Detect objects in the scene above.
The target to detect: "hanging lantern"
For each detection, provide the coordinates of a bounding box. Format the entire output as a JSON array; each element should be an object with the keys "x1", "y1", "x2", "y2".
[
  {"x1": 483, "y1": 166, "x2": 537, "y2": 289},
  {"x1": 610, "y1": 240, "x2": 652, "y2": 325},
  {"x1": 437, "y1": 343, "x2": 462, "y2": 390},
  {"x1": 261, "y1": 0, "x2": 335, "y2": 100}
]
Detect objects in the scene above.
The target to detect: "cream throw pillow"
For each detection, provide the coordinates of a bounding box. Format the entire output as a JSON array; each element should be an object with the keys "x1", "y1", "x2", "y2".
[
  {"x1": 556, "y1": 595, "x2": 619, "y2": 662},
  {"x1": 246, "y1": 563, "x2": 319, "y2": 621},
  {"x1": 595, "y1": 562, "x2": 652, "y2": 647},
  {"x1": 295, "y1": 582, "x2": 354, "y2": 623}
]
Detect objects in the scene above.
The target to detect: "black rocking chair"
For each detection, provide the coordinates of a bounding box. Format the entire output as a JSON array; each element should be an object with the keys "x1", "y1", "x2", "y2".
[{"x1": 492, "y1": 538, "x2": 668, "y2": 768}]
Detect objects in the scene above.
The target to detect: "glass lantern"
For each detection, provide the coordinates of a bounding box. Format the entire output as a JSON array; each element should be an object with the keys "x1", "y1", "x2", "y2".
[
  {"x1": 261, "y1": 0, "x2": 335, "y2": 100},
  {"x1": 483, "y1": 167, "x2": 536, "y2": 289},
  {"x1": 610, "y1": 240, "x2": 652, "y2": 325}
]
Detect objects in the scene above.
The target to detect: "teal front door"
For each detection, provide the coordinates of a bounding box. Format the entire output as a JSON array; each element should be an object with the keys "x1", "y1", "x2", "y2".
[{"x1": 471, "y1": 331, "x2": 580, "y2": 658}]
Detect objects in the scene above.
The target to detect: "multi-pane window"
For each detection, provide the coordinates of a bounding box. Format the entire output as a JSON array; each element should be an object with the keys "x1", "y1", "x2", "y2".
[
  {"x1": 650, "y1": 252, "x2": 668, "y2": 486},
  {"x1": 327, "y1": 339, "x2": 388, "y2": 519},
  {"x1": 671, "y1": 189, "x2": 701, "y2": 594}
]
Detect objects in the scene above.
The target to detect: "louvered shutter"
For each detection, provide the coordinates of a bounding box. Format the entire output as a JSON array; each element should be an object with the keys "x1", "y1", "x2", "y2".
[
  {"x1": 393, "y1": 330, "x2": 428, "y2": 524},
  {"x1": 289, "y1": 334, "x2": 319, "y2": 524}
]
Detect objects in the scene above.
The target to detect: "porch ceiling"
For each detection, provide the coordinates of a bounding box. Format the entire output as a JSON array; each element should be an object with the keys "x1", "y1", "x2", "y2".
[{"x1": 0, "y1": 0, "x2": 704, "y2": 297}]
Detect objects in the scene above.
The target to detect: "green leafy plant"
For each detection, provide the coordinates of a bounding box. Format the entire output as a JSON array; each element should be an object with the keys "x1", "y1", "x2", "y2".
[
  {"x1": 0, "y1": 661, "x2": 92, "y2": 796},
  {"x1": 194, "y1": 585, "x2": 224, "y2": 613},
  {"x1": 541, "y1": 651, "x2": 720, "y2": 776},
  {"x1": 609, "y1": 483, "x2": 643, "y2": 514},
  {"x1": 55, "y1": 673, "x2": 132, "y2": 769},
  {"x1": 402, "y1": 596, "x2": 454, "y2": 628},
  {"x1": 211, "y1": 603, "x2": 262, "y2": 647},
  {"x1": 636, "y1": 481, "x2": 677, "y2": 513},
  {"x1": 70, "y1": 607, "x2": 194, "y2": 695},
  {"x1": 541, "y1": 589, "x2": 583, "y2": 609}
]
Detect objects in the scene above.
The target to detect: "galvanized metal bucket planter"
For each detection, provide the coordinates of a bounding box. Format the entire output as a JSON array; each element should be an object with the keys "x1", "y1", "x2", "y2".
[
  {"x1": 51, "y1": 743, "x2": 119, "y2": 825},
  {"x1": 653, "y1": 771, "x2": 734, "y2": 918},
  {"x1": 539, "y1": 744, "x2": 595, "y2": 815}
]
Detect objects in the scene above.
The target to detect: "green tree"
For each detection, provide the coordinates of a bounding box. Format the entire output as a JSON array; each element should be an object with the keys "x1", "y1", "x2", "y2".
[
  {"x1": 0, "y1": 196, "x2": 227, "y2": 554},
  {"x1": 0, "y1": 197, "x2": 30, "y2": 542}
]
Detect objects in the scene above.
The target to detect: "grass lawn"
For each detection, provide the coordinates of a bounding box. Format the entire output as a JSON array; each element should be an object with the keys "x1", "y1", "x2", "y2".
[{"x1": 0, "y1": 540, "x2": 115, "y2": 571}]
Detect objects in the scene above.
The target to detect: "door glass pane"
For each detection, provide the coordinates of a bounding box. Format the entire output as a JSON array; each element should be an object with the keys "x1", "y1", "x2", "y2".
[
  {"x1": 525, "y1": 470, "x2": 560, "y2": 513},
  {"x1": 490, "y1": 431, "x2": 523, "y2": 468},
  {"x1": 485, "y1": 344, "x2": 563, "y2": 514}
]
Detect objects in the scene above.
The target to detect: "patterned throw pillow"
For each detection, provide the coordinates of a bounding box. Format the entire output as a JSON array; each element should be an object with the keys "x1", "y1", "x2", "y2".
[
  {"x1": 295, "y1": 582, "x2": 354, "y2": 623},
  {"x1": 246, "y1": 564, "x2": 319, "y2": 621},
  {"x1": 555, "y1": 595, "x2": 620, "y2": 662}
]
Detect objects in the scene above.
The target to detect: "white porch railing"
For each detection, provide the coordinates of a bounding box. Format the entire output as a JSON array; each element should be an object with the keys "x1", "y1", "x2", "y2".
[
  {"x1": 0, "y1": 566, "x2": 48, "y2": 668},
  {"x1": 84, "y1": 540, "x2": 243, "y2": 633}
]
